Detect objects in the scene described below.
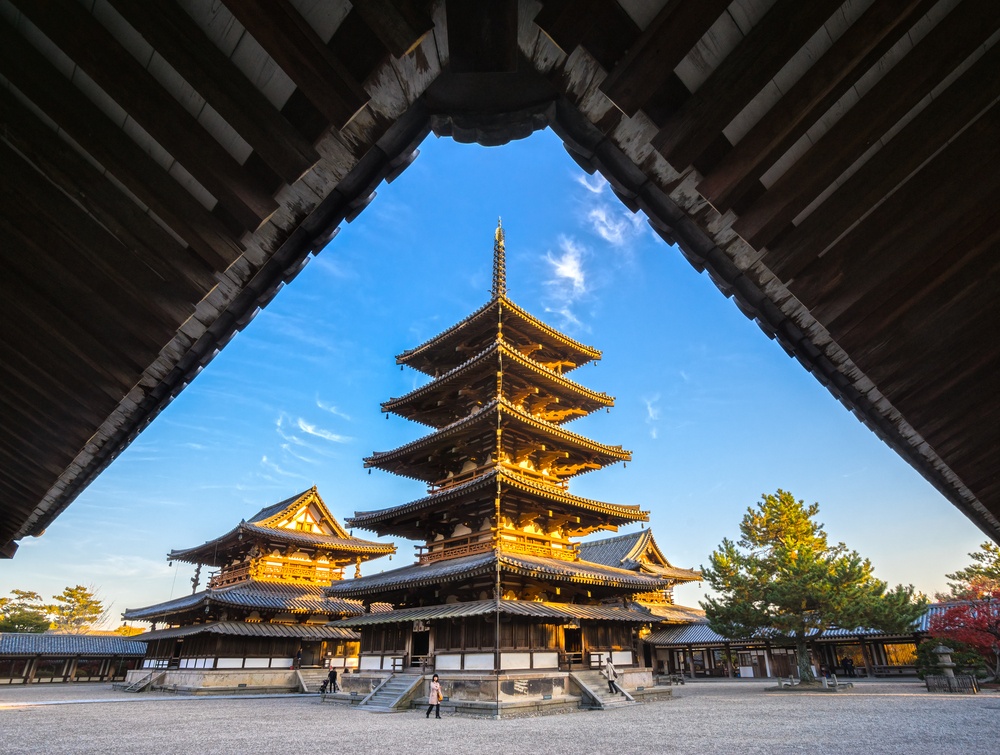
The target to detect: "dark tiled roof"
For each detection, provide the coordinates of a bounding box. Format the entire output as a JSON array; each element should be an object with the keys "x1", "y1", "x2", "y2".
[
  {"x1": 123, "y1": 580, "x2": 365, "y2": 621},
  {"x1": 579, "y1": 530, "x2": 701, "y2": 582},
  {"x1": 396, "y1": 297, "x2": 601, "y2": 372},
  {"x1": 134, "y1": 621, "x2": 359, "y2": 642},
  {"x1": 0, "y1": 633, "x2": 146, "y2": 656},
  {"x1": 326, "y1": 551, "x2": 671, "y2": 598},
  {"x1": 349, "y1": 467, "x2": 646, "y2": 532},
  {"x1": 646, "y1": 603, "x2": 946, "y2": 646},
  {"x1": 247, "y1": 489, "x2": 312, "y2": 523},
  {"x1": 167, "y1": 488, "x2": 393, "y2": 565},
  {"x1": 333, "y1": 599, "x2": 660, "y2": 627}
]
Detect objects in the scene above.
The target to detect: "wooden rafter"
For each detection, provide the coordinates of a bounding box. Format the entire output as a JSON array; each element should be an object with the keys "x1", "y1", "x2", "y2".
[
  {"x1": 0, "y1": 20, "x2": 243, "y2": 271},
  {"x1": 732, "y1": 0, "x2": 1000, "y2": 248},
  {"x1": 222, "y1": 0, "x2": 369, "y2": 129},
  {"x1": 107, "y1": 0, "x2": 322, "y2": 185},
  {"x1": 696, "y1": 0, "x2": 932, "y2": 213}
]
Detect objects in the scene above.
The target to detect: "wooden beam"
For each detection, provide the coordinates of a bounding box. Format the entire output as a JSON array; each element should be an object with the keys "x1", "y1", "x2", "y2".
[
  {"x1": 599, "y1": 0, "x2": 730, "y2": 117},
  {"x1": 222, "y1": 0, "x2": 369, "y2": 129},
  {"x1": 107, "y1": 0, "x2": 321, "y2": 185},
  {"x1": 0, "y1": 21, "x2": 243, "y2": 271},
  {"x1": 352, "y1": 0, "x2": 434, "y2": 59},
  {"x1": 786, "y1": 100, "x2": 1000, "y2": 326},
  {"x1": 0, "y1": 139, "x2": 195, "y2": 332},
  {"x1": 835, "y1": 207, "x2": 1000, "y2": 352},
  {"x1": 0, "y1": 212, "x2": 169, "y2": 362},
  {"x1": 651, "y1": 0, "x2": 844, "y2": 169},
  {"x1": 731, "y1": 0, "x2": 1000, "y2": 248},
  {"x1": 0, "y1": 89, "x2": 215, "y2": 300},
  {"x1": 446, "y1": 0, "x2": 519, "y2": 73},
  {"x1": 696, "y1": 0, "x2": 931, "y2": 212},
  {"x1": 533, "y1": 0, "x2": 638, "y2": 70},
  {"x1": 765, "y1": 39, "x2": 1000, "y2": 279},
  {"x1": 9, "y1": 0, "x2": 279, "y2": 232}
]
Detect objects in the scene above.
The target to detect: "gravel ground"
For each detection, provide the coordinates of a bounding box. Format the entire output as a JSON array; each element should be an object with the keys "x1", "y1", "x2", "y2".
[{"x1": 0, "y1": 680, "x2": 996, "y2": 755}]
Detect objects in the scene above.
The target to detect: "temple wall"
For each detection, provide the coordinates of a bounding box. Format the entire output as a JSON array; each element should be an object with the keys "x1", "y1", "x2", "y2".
[{"x1": 125, "y1": 668, "x2": 299, "y2": 694}]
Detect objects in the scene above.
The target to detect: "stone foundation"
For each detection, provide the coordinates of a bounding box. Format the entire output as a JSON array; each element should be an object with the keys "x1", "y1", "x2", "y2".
[{"x1": 124, "y1": 668, "x2": 299, "y2": 695}]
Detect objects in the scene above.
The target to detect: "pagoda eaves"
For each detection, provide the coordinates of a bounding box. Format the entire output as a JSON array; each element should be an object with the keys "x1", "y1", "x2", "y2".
[
  {"x1": 383, "y1": 338, "x2": 614, "y2": 428},
  {"x1": 396, "y1": 297, "x2": 601, "y2": 377},
  {"x1": 364, "y1": 397, "x2": 631, "y2": 486}
]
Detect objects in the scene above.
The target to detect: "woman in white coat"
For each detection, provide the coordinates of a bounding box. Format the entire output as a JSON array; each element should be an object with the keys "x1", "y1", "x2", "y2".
[{"x1": 426, "y1": 673, "x2": 442, "y2": 718}]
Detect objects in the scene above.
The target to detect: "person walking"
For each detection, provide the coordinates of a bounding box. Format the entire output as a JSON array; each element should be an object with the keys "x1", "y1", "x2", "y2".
[
  {"x1": 327, "y1": 667, "x2": 338, "y2": 693},
  {"x1": 604, "y1": 656, "x2": 618, "y2": 694},
  {"x1": 426, "y1": 673, "x2": 442, "y2": 719}
]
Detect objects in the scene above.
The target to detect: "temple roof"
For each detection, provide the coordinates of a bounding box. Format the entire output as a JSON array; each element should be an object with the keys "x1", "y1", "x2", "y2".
[
  {"x1": 123, "y1": 579, "x2": 365, "y2": 622},
  {"x1": 348, "y1": 466, "x2": 647, "y2": 538},
  {"x1": 383, "y1": 338, "x2": 614, "y2": 427},
  {"x1": 133, "y1": 621, "x2": 359, "y2": 643},
  {"x1": 578, "y1": 530, "x2": 702, "y2": 583},
  {"x1": 365, "y1": 397, "x2": 630, "y2": 483},
  {"x1": 0, "y1": 633, "x2": 146, "y2": 657},
  {"x1": 333, "y1": 599, "x2": 661, "y2": 627},
  {"x1": 396, "y1": 297, "x2": 601, "y2": 376},
  {"x1": 325, "y1": 550, "x2": 671, "y2": 599},
  {"x1": 166, "y1": 487, "x2": 394, "y2": 565}
]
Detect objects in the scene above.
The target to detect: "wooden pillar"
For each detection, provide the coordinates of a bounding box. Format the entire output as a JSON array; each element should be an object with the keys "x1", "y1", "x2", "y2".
[
  {"x1": 25, "y1": 657, "x2": 38, "y2": 684},
  {"x1": 859, "y1": 635, "x2": 875, "y2": 677},
  {"x1": 66, "y1": 657, "x2": 78, "y2": 682},
  {"x1": 724, "y1": 642, "x2": 733, "y2": 678}
]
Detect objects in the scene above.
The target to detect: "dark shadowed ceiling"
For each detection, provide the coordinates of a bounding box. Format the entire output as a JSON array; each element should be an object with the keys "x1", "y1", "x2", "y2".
[{"x1": 1, "y1": 0, "x2": 998, "y2": 557}]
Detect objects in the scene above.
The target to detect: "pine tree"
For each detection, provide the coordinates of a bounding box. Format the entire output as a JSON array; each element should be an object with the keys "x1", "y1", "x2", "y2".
[
  {"x1": 0, "y1": 590, "x2": 50, "y2": 633},
  {"x1": 47, "y1": 585, "x2": 107, "y2": 634},
  {"x1": 701, "y1": 489, "x2": 927, "y2": 682},
  {"x1": 944, "y1": 542, "x2": 1000, "y2": 597}
]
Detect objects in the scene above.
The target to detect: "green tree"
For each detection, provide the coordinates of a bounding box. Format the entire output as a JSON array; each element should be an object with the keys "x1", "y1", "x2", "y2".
[
  {"x1": 0, "y1": 590, "x2": 50, "y2": 633},
  {"x1": 944, "y1": 542, "x2": 1000, "y2": 597},
  {"x1": 47, "y1": 585, "x2": 107, "y2": 634},
  {"x1": 701, "y1": 489, "x2": 927, "y2": 683}
]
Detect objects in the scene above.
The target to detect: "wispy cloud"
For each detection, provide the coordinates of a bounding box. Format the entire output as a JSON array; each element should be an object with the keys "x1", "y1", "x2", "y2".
[
  {"x1": 588, "y1": 205, "x2": 644, "y2": 247},
  {"x1": 574, "y1": 173, "x2": 606, "y2": 194},
  {"x1": 261, "y1": 454, "x2": 309, "y2": 480},
  {"x1": 316, "y1": 397, "x2": 351, "y2": 421},
  {"x1": 296, "y1": 417, "x2": 351, "y2": 443},
  {"x1": 644, "y1": 394, "x2": 661, "y2": 440},
  {"x1": 543, "y1": 237, "x2": 590, "y2": 329},
  {"x1": 573, "y1": 170, "x2": 645, "y2": 248}
]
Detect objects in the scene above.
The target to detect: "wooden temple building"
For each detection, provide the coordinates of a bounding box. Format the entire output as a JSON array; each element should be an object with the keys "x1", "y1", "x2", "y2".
[
  {"x1": 328, "y1": 224, "x2": 697, "y2": 709},
  {"x1": 123, "y1": 488, "x2": 394, "y2": 685}
]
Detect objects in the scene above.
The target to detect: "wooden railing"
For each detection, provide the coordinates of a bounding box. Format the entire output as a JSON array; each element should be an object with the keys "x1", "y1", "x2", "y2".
[
  {"x1": 416, "y1": 532, "x2": 578, "y2": 564},
  {"x1": 208, "y1": 560, "x2": 342, "y2": 588}
]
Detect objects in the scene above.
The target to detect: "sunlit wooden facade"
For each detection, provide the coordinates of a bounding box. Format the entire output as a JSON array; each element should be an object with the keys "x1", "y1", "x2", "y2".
[
  {"x1": 124, "y1": 488, "x2": 394, "y2": 671},
  {"x1": 331, "y1": 225, "x2": 673, "y2": 674}
]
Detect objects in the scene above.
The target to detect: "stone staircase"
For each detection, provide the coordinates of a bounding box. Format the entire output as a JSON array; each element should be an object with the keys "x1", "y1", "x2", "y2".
[
  {"x1": 298, "y1": 669, "x2": 332, "y2": 692},
  {"x1": 570, "y1": 670, "x2": 636, "y2": 710},
  {"x1": 361, "y1": 674, "x2": 423, "y2": 712}
]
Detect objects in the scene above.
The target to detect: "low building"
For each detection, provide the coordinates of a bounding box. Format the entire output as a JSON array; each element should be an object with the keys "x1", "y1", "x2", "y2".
[
  {"x1": 0, "y1": 633, "x2": 144, "y2": 684},
  {"x1": 646, "y1": 604, "x2": 950, "y2": 678}
]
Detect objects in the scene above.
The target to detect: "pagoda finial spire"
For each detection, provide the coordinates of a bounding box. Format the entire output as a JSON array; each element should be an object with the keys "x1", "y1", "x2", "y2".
[{"x1": 491, "y1": 217, "x2": 506, "y2": 300}]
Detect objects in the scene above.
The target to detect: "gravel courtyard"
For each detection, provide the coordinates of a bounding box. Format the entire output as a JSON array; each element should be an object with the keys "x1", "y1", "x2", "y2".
[{"x1": 1, "y1": 680, "x2": 995, "y2": 755}]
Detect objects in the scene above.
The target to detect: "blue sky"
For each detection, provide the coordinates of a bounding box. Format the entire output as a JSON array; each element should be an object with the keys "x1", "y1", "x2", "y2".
[{"x1": 2, "y1": 129, "x2": 985, "y2": 625}]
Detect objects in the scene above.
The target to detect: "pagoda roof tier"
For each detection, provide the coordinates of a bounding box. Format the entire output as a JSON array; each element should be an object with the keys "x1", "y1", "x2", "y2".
[
  {"x1": 325, "y1": 551, "x2": 670, "y2": 600},
  {"x1": 364, "y1": 398, "x2": 631, "y2": 484},
  {"x1": 348, "y1": 467, "x2": 647, "y2": 539},
  {"x1": 123, "y1": 580, "x2": 365, "y2": 622},
  {"x1": 579, "y1": 530, "x2": 702, "y2": 584},
  {"x1": 167, "y1": 487, "x2": 395, "y2": 566},
  {"x1": 383, "y1": 338, "x2": 614, "y2": 428},
  {"x1": 396, "y1": 297, "x2": 601, "y2": 376},
  {"x1": 332, "y1": 599, "x2": 659, "y2": 627},
  {"x1": 134, "y1": 621, "x2": 359, "y2": 643}
]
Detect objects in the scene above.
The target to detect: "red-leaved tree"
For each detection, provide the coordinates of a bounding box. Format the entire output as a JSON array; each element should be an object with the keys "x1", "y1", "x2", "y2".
[{"x1": 929, "y1": 580, "x2": 1000, "y2": 681}]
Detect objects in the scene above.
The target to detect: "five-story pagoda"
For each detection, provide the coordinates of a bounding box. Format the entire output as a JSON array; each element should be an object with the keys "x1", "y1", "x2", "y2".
[{"x1": 330, "y1": 223, "x2": 671, "y2": 690}]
